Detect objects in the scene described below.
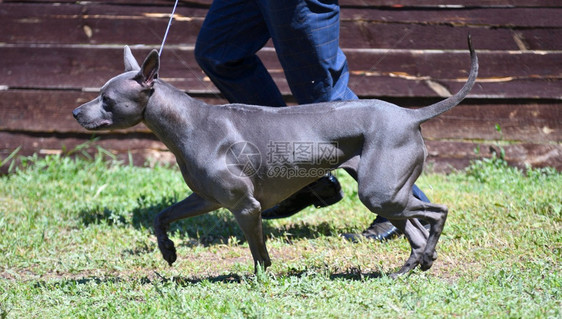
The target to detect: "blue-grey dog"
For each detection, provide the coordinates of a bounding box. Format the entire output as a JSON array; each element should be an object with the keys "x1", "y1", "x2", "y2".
[{"x1": 73, "y1": 36, "x2": 477, "y2": 277}]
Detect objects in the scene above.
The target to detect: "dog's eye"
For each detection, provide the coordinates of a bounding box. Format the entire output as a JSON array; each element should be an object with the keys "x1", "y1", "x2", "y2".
[{"x1": 101, "y1": 95, "x2": 113, "y2": 110}]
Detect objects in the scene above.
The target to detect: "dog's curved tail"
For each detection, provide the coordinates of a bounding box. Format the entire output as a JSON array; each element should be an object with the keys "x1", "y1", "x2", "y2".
[{"x1": 414, "y1": 35, "x2": 478, "y2": 124}]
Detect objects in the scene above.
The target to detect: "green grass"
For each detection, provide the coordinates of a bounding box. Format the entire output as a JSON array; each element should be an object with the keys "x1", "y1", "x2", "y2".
[{"x1": 0, "y1": 150, "x2": 560, "y2": 318}]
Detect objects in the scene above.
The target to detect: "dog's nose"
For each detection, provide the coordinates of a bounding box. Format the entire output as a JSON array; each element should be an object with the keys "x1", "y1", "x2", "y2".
[{"x1": 72, "y1": 108, "x2": 80, "y2": 119}]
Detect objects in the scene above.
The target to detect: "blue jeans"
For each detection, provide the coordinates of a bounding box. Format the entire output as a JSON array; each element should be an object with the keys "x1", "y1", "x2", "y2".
[{"x1": 194, "y1": 0, "x2": 357, "y2": 106}]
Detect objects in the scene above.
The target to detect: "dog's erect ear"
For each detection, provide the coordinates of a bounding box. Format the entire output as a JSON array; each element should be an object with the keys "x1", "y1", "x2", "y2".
[
  {"x1": 136, "y1": 49, "x2": 160, "y2": 88},
  {"x1": 124, "y1": 46, "x2": 141, "y2": 72}
]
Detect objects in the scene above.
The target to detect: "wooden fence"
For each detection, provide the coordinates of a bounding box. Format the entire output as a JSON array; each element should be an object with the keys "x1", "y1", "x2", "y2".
[{"x1": 1, "y1": 0, "x2": 560, "y2": 172}]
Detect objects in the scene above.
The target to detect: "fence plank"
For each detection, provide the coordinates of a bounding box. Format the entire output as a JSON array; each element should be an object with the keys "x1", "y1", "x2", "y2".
[
  {"x1": 0, "y1": 90, "x2": 227, "y2": 133},
  {"x1": 2, "y1": 132, "x2": 559, "y2": 174},
  {"x1": 420, "y1": 100, "x2": 561, "y2": 142},
  {"x1": 425, "y1": 140, "x2": 562, "y2": 172},
  {"x1": 1, "y1": 90, "x2": 558, "y2": 144},
  {"x1": 1, "y1": 1, "x2": 560, "y2": 172},
  {"x1": 2, "y1": 4, "x2": 561, "y2": 51},
  {"x1": 3, "y1": 0, "x2": 560, "y2": 8},
  {"x1": 2, "y1": 46, "x2": 560, "y2": 99}
]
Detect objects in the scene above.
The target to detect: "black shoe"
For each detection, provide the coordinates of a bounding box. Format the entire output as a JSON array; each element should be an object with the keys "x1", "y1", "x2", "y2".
[
  {"x1": 362, "y1": 216, "x2": 402, "y2": 241},
  {"x1": 342, "y1": 216, "x2": 401, "y2": 242},
  {"x1": 342, "y1": 217, "x2": 431, "y2": 243},
  {"x1": 261, "y1": 174, "x2": 343, "y2": 220}
]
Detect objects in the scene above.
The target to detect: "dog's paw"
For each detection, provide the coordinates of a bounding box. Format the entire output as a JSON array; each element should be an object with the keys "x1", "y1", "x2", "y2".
[
  {"x1": 389, "y1": 271, "x2": 402, "y2": 279},
  {"x1": 420, "y1": 252, "x2": 437, "y2": 271},
  {"x1": 157, "y1": 237, "x2": 177, "y2": 266}
]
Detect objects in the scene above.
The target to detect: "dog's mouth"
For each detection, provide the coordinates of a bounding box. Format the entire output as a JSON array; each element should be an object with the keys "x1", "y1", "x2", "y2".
[{"x1": 81, "y1": 120, "x2": 112, "y2": 131}]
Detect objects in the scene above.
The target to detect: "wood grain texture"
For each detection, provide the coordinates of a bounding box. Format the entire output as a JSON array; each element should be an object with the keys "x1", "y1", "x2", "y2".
[
  {"x1": 0, "y1": 1, "x2": 560, "y2": 172},
  {"x1": 2, "y1": 4, "x2": 561, "y2": 50},
  {"x1": 2, "y1": 132, "x2": 559, "y2": 174},
  {"x1": 1, "y1": 91, "x2": 559, "y2": 144},
  {"x1": 3, "y1": 0, "x2": 561, "y2": 8},
  {"x1": 2, "y1": 46, "x2": 560, "y2": 99}
]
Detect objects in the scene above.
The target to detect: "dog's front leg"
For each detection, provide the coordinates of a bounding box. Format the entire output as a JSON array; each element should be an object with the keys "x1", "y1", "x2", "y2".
[
  {"x1": 154, "y1": 193, "x2": 221, "y2": 266},
  {"x1": 231, "y1": 198, "x2": 271, "y2": 272}
]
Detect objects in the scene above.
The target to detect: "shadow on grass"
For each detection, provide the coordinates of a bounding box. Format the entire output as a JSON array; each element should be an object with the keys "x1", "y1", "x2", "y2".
[
  {"x1": 170, "y1": 268, "x2": 384, "y2": 285},
  {"x1": 33, "y1": 268, "x2": 385, "y2": 290},
  {"x1": 274, "y1": 267, "x2": 384, "y2": 282},
  {"x1": 79, "y1": 196, "x2": 344, "y2": 246}
]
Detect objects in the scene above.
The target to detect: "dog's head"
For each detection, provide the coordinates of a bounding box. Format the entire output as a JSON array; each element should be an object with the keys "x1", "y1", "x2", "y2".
[{"x1": 72, "y1": 47, "x2": 160, "y2": 130}]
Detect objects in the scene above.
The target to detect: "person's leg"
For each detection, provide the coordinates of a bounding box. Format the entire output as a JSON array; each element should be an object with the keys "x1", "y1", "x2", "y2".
[
  {"x1": 412, "y1": 184, "x2": 430, "y2": 202},
  {"x1": 257, "y1": 0, "x2": 357, "y2": 104},
  {"x1": 194, "y1": 0, "x2": 285, "y2": 106},
  {"x1": 258, "y1": 0, "x2": 351, "y2": 219}
]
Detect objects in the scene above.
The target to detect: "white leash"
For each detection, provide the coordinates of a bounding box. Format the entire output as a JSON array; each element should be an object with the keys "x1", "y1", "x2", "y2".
[
  {"x1": 158, "y1": 0, "x2": 180, "y2": 57},
  {"x1": 155, "y1": 0, "x2": 222, "y2": 100}
]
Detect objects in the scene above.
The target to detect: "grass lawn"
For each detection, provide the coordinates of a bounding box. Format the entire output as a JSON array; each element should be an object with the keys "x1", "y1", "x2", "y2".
[{"x1": 0, "y1": 150, "x2": 560, "y2": 318}]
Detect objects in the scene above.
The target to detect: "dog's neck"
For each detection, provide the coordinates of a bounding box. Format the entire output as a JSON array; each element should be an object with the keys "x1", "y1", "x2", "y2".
[{"x1": 142, "y1": 80, "x2": 207, "y2": 154}]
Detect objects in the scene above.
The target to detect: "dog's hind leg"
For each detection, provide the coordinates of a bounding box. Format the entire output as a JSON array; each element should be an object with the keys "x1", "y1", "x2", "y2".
[
  {"x1": 356, "y1": 143, "x2": 444, "y2": 274},
  {"x1": 390, "y1": 197, "x2": 448, "y2": 272},
  {"x1": 388, "y1": 218, "x2": 428, "y2": 278},
  {"x1": 403, "y1": 198, "x2": 448, "y2": 271},
  {"x1": 154, "y1": 193, "x2": 221, "y2": 266},
  {"x1": 231, "y1": 198, "x2": 272, "y2": 272}
]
